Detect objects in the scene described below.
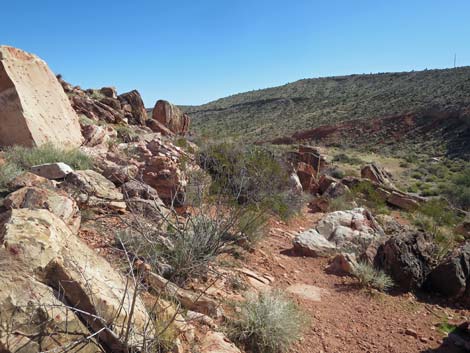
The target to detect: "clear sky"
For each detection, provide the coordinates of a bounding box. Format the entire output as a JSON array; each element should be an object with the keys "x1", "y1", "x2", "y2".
[{"x1": 2, "y1": 0, "x2": 470, "y2": 106}]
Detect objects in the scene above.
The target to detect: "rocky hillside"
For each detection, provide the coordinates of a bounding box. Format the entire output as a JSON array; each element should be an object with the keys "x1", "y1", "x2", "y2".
[
  {"x1": 1, "y1": 45, "x2": 470, "y2": 353},
  {"x1": 184, "y1": 67, "x2": 470, "y2": 146}
]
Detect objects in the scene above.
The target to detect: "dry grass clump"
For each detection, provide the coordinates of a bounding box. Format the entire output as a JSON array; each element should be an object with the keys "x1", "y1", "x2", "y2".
[
  {"x1": 227, "y1": 290, "x2": 307, "y2": 353},
  {"x1": 352, "y1": 261, "x2": 394, "y2": 292}
]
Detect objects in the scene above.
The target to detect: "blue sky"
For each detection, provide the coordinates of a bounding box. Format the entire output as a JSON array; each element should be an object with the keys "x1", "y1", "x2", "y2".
[{"x1": 2, "y1": 0, "x2": 470, "y2": 106}]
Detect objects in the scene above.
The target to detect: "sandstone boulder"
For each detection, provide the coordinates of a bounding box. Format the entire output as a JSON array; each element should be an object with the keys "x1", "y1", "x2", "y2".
[
  {"x1": 151, "y1": 100, "x2": 190, "y2": 135},
  {"x1": 4, "y1": 186, "x2": 81, "y2": 232},
  {"x1": 199, "y1": 331, "x2": 241, "y2": 353},
  {"x1": 361, "y1": 163, "x2": 395, "y2": 188},
  {"x1": 118, "y1": 90, "x2": 147, "y2": 125},
  {"x1": 0, "y1": 209, "x2": 151, "y2": 352},
  {"x1": 61, "y1": 170, "x2": 126, "y2": 210},
  {"x1": 0, "y1": 46, "x2": 83, "y2": 148},
  {"x1": 296, "y1": 162, "x2": 316, "y2": 192},
  {"x1": 7, "y1": 171, "x2": 55, "y2": 191},
  {"x1": 294, "y1": 208, "x2": 384, "y2": 257}
]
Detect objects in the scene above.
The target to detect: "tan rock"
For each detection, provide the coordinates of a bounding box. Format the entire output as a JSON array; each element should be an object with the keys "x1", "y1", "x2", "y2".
[
  {"x1": 4, "y1": 186, "x2": 81, "y2": 232},
  {"x1": 7, "y1": 171, "x2": 55, "y2": 191},
  {"x1": 0, "y1": 46, "x2": 83, "y2": 148},
  {"x1": 0, "y1": 209, "x2": 152, "y2": 351},
  {"x1": 199, "y1": 331, "x2": 241, "y2": 353},
  {"x1": 145, "y1": 271, "x2": 220, "y2": 317},
  {"x1": 62, "y1": 170, "x2": 126, "y2": 210}
]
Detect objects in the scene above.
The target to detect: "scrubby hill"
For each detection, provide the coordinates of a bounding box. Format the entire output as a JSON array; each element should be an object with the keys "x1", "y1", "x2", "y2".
[{"x1": 184, "y1": 67, "x2": 470, "y2": 143}]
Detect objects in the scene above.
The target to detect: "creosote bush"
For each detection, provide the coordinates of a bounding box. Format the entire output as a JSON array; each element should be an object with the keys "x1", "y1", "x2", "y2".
[
  {"x1": 227, "y1": 290, "x2": 307, "y2": 353},
  {"x1": 352, "y1": 262, "x2": 394, "y2": 292}
]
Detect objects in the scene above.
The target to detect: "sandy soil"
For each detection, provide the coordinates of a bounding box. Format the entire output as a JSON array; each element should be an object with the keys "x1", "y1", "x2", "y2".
[{"x1": 244, "y1": 210, "x2": 468, "y2": 353}]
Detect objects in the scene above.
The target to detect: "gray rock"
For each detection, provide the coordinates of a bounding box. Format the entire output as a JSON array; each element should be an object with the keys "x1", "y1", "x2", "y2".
[
  {"x1": 374, "y1": 230, "x2": 438, "y2": 291},
  {"x1": 426, "y1": 242, "x2": 470, "y2": 298},
  {"x1": 293, "y1": 229, "x2": 337, "y2": 257}
]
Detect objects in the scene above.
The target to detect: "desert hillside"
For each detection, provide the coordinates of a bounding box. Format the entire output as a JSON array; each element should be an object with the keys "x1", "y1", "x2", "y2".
[
  {"x1": 183, "y1": 67, "x2": 470, "y2": 145},
  {"x1": 0, "y1": 45, "x2": 470, "y2": 353}
]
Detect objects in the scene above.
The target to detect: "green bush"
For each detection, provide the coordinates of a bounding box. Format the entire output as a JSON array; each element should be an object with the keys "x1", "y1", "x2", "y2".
[
  {"x1": 445, "y1": 168, "x2": 470, "y2": 210},
  {"x1": 351, "y1": 181, "x2": 389, "y2": 214},
  {"x1": 228, "y1": 291, "x2": 306, "y2": 353},
  {"x1": 352, "y1": 262, "x2": 394, "y2": 291},
  {"x1": 0, "y1": 163, "x2": 23, "y2": 190},
  {"x1": 4, "y1": 143, "x2": 93, "y2": 170},
  {"x1": 332, "y1": 153, "x2": 364, "y2": 165},
  {"x1": 198, "y1": 142, "x2": 302, "y2": 219}
]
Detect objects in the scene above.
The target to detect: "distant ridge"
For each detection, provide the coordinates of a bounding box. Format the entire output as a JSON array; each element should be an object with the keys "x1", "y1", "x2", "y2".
[{"x1": 182, "y1": 66, "x2": 470, "y2": 144}]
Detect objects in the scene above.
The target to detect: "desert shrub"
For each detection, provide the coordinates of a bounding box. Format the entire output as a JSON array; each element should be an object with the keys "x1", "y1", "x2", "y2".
[
  {"x1": 444, "y1": 168, "x2": 470, "y2": 210},
  {"x1": 163, "y1": 215, "x2": 230, "y2": 283},
  {"x1": 115, "y1": 124, "x2": 140, "y2": 142},
  {"x1": 5, "y1": 143, "x2": 93, "y2": 170},
  {"x1": 228, "y1": 291, "x2": 306, "y2": 353},
  {"x1": 351, "y1": 181, "x2": 389, "y2": 214},
  {"x1": 330, "y1": 168, "x2": 345, "y2": 179},
  {"x1": 0, "y1": 162, "x2": 22, "y2": 190},
  {"x1": 352, "y1": 262, "x2": 394, "y2": 291},
  {"x1": 417, "y1": 199, "x2": 459, "y2": 227},
  {"x1": 412, "y1": 200, "x2": 463, "y2": 260},
  {"x1": 198, "y1": 142, "x2": 302, "y2": 219},
  {"x1": 332, "y1": 153, "x2": 364, "y2": 165}
]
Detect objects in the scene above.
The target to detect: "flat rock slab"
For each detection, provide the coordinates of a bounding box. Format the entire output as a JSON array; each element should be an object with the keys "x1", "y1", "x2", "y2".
[{"x1": 286, "y1": 284, "x2": 326, "y2": 302}]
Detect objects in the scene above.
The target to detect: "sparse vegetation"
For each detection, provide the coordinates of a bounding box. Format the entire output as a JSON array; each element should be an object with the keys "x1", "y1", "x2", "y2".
[
  {"x1": 227, "y1": 291, "x2": 307, "y2": 353},
  {"x1": 4, "y1": 143, "x2": 93, "y2": 170},
  {"x1": 198, "y1": 142, "x2": 304, "y2": 220},
  {"x1": 186, "y1": 67, "x2": 470, "y2": 147},
  {"x1": 352, "y1": 262, "x2": 394, "y2": 292},
  {"x1": 0, "y1": 162, "x2": 22, "y2": 190}
]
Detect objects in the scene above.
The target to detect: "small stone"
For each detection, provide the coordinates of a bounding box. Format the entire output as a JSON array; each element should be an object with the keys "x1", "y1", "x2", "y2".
[{"x1": 405, "y1": 328, "x2": 418, "y2": 338}]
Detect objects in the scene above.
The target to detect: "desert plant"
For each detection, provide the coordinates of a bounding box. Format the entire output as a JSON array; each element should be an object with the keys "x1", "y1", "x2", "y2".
[
  {"x1": 4, "y1": 143, "x2": 93, "y2": 170},
  {"x1": 0, "y1": 162, "x2": 22, "y2": 190},
  {"x1": 352, "y1": 262, "x2": 394, "y2": 292},
  {"x1": 227, "y1": 290, "x2": 306, "y2": 353}
]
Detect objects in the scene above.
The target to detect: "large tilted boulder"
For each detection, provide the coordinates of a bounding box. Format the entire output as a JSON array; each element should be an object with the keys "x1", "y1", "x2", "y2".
[
  {"x1": 118, "y1": 90, "x2": 148, "y2": 125},
  {"x1": 0, "y1": 209, "x2": 152, "y2": 352},
  {"x1": 374, "y1": 230, "x2": 438, "y2": 291},
  {"x1": 151, "y1": 100, "x2": 190, "y2": 135},
  {"x1": 0, "y1": 46, "x2": 83, "y2": 148}
]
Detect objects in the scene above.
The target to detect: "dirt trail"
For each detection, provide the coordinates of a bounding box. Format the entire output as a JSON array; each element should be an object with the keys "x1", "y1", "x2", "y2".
[{"x1": 245, "y1": 209, "x2": 467, "y2": 353}]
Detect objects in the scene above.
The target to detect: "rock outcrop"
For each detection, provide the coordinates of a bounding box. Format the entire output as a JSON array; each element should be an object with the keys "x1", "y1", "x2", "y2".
[
  {"x1": 0, "y1": 209, "x2": 152, "y2": 352},
  {"x1": 361, "y1": 164, "x2": 395, "y2": 188},
  {"x1": 118, "y1": 90, "x2": 148, "y2": 125},
  {"x1": 293, "y1": 208, "x2": 384, "y2": 256},
  {"x1": 151, "y1": 100, "x2": 190, "y2": 135},
  {"x1": 61, "y1": 170, "x2": 126, "y2": 210},
  {"x1": 0, "y1": 46, "x2": 83, "y2": 148},
  {"x1": 426, "y1": 242, "x2": 470, "y2": 298},
  {"x1": 374, "y1": 230, "x2": 438, "y2": 291}
]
